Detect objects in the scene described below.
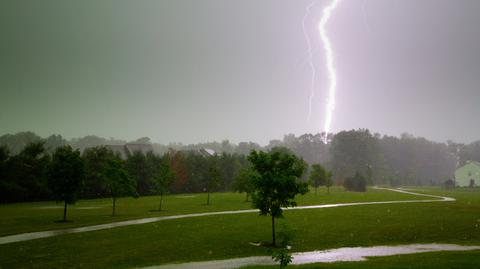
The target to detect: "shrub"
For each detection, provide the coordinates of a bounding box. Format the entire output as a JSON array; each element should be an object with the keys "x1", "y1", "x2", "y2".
[{"x1": 344, "y1": 171, "x2": 366, "y2": 192}]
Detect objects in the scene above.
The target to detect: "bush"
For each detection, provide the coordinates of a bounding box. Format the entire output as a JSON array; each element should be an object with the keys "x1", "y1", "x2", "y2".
[
  {"x1": 444, "y1": 179, "x2": 455, "y2": 190},
  {"x1": 271, "y1": 224, "x2": 294, "y2": 268},
  {"x1": 344, "y1": 171, "x2": 366, "y2": 192}
]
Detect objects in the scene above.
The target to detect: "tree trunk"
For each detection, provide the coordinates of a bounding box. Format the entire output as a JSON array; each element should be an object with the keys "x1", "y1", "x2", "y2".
[
  {"x1": 63, "y1": 201, "x2": 68, "y2": 221},
  {"x1": 327, "y1": 186, "x2": 330, "y2": 194},
  {"x1": 112, "y1": 198, "x2": 116, "y2": 216},
  {"x1": 315, "y1": 186, "x2": 318, "y2": 195},
  {"x1": 271, "y1": 214, "x2": 276, "y2": 246},
  {"x1": 245, "y1": 193, "x2": 249, "y2": 202},
  {"x1": 159, "y1": 192, "x2": 163, "y2": 211},
  {"x1": 207, "y1": 191, "x2": 210, "y2": 205}
]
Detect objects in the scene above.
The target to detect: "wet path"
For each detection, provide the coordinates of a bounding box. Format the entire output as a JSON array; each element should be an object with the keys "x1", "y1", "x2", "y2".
[
  {"x1": 140, "y1": 244, "x2": 480, "y2": 269},
  {"x1": 0, "y1": 188, "x2": 454, "y2": 245}
]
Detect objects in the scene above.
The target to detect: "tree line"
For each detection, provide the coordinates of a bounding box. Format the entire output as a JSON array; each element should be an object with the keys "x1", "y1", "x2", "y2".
[
  {"x1": 0, "y1": 142, "x2": 250, "y2": 204},
  {"x1": 1, "y1": 143, "x2": 321, "y2": 249},
  {"x1": 329, "y1": 130, "x2": 457, "y2": 186},
  {"x1": 2, "y1": 129, "x2": 476, "y2": 200}
]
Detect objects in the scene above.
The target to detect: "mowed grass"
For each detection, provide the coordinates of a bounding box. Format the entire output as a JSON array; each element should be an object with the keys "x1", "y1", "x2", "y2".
[
  {"x1": 0, "y1": 188, "x2": 479, "y2": 269},
  {"x1": 244, "y1": 250, "x2": 480, "y2": 269},
  {"x1": 0, "y1": 187, "x2": 427, "y2": 236}
]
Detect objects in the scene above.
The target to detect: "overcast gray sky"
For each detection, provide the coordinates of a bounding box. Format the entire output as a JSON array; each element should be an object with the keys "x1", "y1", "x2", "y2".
[{"x1": 1, "y1": 0, "x2": 479, "y2": 145}]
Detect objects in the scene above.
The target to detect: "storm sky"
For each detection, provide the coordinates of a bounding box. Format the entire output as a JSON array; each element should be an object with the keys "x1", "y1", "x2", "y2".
[{"x1": 1, "y1": 0, "x2": 479, "y2": 145}]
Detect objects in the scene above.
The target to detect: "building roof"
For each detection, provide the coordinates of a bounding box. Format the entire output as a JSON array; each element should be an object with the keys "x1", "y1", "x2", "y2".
[{"x1": 200, "y1": 148, "x2": 216, "y2": 156}]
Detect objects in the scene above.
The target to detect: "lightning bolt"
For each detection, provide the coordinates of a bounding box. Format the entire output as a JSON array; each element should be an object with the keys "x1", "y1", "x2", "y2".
[
  {"x1": 319, "y1": 0, "x2": 340, "y2": 144},
  {"x1": 303, "y1": 1, "x2": 317, "y2": 123}
]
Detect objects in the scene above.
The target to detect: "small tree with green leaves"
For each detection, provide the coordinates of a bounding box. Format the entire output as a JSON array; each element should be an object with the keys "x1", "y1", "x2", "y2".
[
  {"x1": 309, "y1": 164, "x2": 327, "y2": 194},
  {"x1": 47, "y1": 146, "x2": 85, "y2": 222},
  {"x1": 344, "y1": 171, "x2": 366, "y2": 192},
  {"x1": 106, "y1": 158, "x2": 138, "y2": 216},
  {"x1": 325, "y1": 171, "x2": 333, "y2": 193},
  {"x1": 248, "y1": 148, "x2": 308, "y2": 246},
  {"x1": 206, "y1": 162, "x2": 221, "y2": 205},
  {"x1": 153, "y1": 157, "x2": 176, "y2": 211},
  {"x1": 82, "y1": 146, "x2": 115, "y2": 199},
  {"x1": 232, "y1": 167, "x2": 256, "y2": 202},
  {"x1": 271, "y1": 224, "x2": 295, "y2": 268}
]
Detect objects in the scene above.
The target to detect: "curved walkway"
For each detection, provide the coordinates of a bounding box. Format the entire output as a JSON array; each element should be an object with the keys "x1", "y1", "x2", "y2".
[{"x1": 0, "y1": 188, "x2": 454, "y2": 245}]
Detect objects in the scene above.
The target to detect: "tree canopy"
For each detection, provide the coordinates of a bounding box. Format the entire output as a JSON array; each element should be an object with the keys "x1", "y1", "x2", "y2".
[
  {"x1": 152, "y1": 155, "x2": 176, "y2": 210},
  {"x1": 47, "y1": 146, "x2": 85, "y2": 221},
  {"x1": 106, "y1": 158, "x2": 138, "y2": 216},
  {"x1": 248, "y1": 148, "x2": 308, "y2": 245},
  {"x1": 205, "y1": 160, "x2": 221, "y2": 205},
  {"x1": 344, "y1": 171, "x2": 367, "y2": 192},
  {"x1": 309, "y1": 164, "x2": 328, "y2": 194},
  {"x1": 232, "y1": 167, "x2": 257, "y2": 201}
]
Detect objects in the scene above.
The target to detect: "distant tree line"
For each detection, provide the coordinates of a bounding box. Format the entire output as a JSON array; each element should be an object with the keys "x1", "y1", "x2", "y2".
[
  {"x1": 329, "y1": 130, "x2": 457, "y2": 186},
  {"x1": 1, "y1": 129, "x2": 477, "y2": 203}
]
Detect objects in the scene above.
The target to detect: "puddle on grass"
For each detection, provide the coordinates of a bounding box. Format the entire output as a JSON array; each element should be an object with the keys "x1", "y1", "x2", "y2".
[
  {"x1": 140, "y1": 244, "x2": 480, "y2": 269},
  {"x1": 290, "y1": 244, "x2": 479, "y2": 263}
]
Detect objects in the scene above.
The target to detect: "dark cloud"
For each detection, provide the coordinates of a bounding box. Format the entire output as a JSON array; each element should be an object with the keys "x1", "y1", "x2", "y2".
[{"x1": 1, "y1": 0, "x2": 479, "y2": 144}]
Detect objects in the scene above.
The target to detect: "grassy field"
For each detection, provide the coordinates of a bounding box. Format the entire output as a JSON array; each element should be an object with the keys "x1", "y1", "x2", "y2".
[
  {"x1": 0, "y1": 187, "x2": 478, "y2": 269},
  {"x1": 0, "y1": 187, "x2": 426, "y2": 236}
]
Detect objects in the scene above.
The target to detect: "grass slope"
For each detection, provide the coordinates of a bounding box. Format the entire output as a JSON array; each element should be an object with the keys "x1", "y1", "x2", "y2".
[
  {"x1": 0, "y1": 188, "x2": 478, "y2": 269},
  {"x1": 0, "y1": 187, "x2": 425, "y2": 236}
]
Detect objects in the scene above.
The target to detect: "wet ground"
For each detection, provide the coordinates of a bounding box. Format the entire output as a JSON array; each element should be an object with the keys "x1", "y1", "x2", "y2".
[{"x1": 141, "y1": 244, "x2": 480, "y2": 269}]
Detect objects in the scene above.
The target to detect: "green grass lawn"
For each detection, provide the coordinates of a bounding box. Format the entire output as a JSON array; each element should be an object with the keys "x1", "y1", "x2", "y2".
[
  {"x1": 244, "y1": 250, "x2": 480, "y2": 269},
  {"x1": 0, "y1": 187, "x2": 478, "y2": 268},
  {"x1": 0, "y1": 187, "x2": 428, "y2": 236}
]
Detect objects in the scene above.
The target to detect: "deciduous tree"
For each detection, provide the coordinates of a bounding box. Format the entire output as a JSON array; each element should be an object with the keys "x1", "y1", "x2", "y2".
[
  {"x1": 47, "y1": 146, "x2": 85, "y2": 221},
  {"x1": 325, "y1": 170, "x2": 333, "y2": 193},
  {"x1": 248, "y1": 148, "x2": 308, "y2": 246},
  {"x1": 106, "y1": 158, "x2": 138, "y2": 216},
  {"x1": 206, "y1": 161, "x2": 221, "y2": 205},
  {"x1": 152, "y1": 156, "x2": 176, "y2": 211},
  {"x1": 82, "y1": 146, "x2": 114, "y2": 198},
  {"x1": 232, "y1": 167, "x2": 256, "y2": 202},
  {"x1": 309, "y1": 164, "x2": 327, "y2": 194},
  {"x1": 344, "y1": 171, "x2": 366, "y2": 192},
  {"x1": 125, "y1": 151, "x2": 152, "y2": 196}
]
